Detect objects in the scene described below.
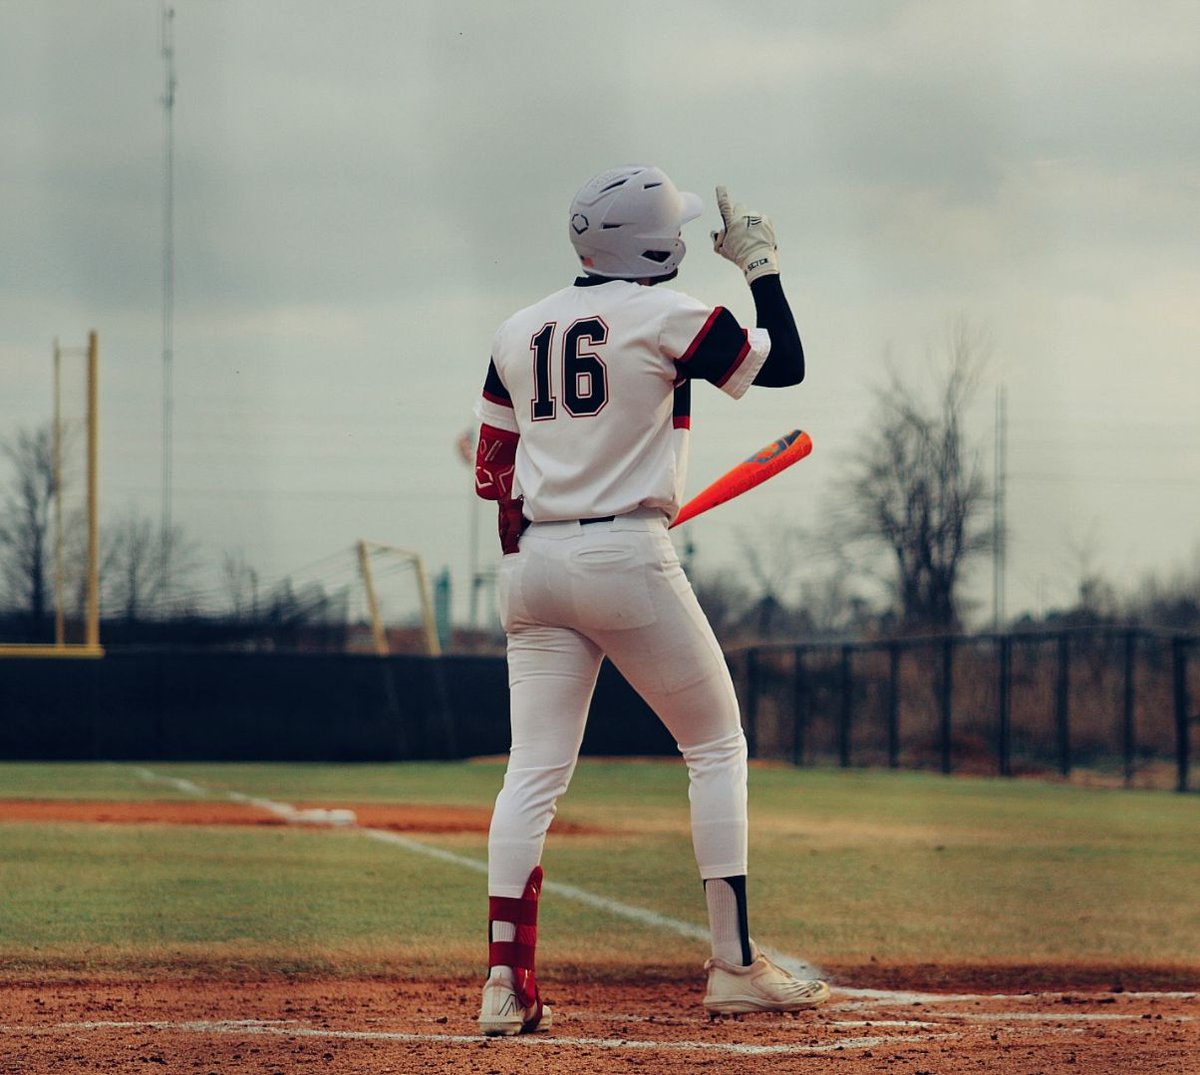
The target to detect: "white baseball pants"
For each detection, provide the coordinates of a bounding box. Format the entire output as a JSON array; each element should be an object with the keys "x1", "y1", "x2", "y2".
[{"x1": 488, "y1": 508, "x2": 748, "y2": 897}]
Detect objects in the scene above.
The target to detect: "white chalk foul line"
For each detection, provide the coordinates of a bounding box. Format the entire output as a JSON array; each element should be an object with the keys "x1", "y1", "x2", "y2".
[
  {"x1": 129, "y1": 768, "x2": 1197, "y2": 1010},
  {"x1": 833, "y1": 988, "x2": 1199, "y2": 1006},
  {"x1": 131, "y1": 768, "x2": 210, "y2": 798},
  {"x1": 136, "y1": 768, "x2": 827, "y2": 978},
  {"x1": 0, "y1": 1018, "x2": 958, "y2": 1057},
  {"x1": 364, "y1": 830, "x2": 708, "y2": 935},
  {"x1": 133, "y1": 768, "x2": 808, "y2": 970},
  {"x1": 130, "y1": 768, "x2": 355, "y2": 826}
]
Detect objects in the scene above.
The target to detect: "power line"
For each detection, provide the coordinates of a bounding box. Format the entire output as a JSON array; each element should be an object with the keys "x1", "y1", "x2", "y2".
[{"x1": 1008, "y1": 473, "x2": 1199, "y2": 488}]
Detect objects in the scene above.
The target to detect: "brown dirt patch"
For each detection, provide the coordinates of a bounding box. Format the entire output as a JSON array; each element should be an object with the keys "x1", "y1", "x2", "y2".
[
  {"x1": 0, "y1": 976, "x2": 1196, "y2": 1074},
  {"x1": 0, "y1": 799, "x2": 597, "y2": 834},
  {"x1": 0, "y1": 799, "x2": 285, "y2": 827},
  {"x1": 4, "y1": 797, "x2": 1197, "y2": 1071}
]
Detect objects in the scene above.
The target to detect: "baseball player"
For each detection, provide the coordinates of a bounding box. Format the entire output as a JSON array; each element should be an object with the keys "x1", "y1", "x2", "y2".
[{"x1": 473, "y1": 164, "x2": 830, "y2": 1035}]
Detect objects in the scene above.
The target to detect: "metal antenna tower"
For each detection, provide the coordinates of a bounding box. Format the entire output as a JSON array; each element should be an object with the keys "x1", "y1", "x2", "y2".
[{"x1": 160, "y1": 4, "x2": 177, "y2": 557}]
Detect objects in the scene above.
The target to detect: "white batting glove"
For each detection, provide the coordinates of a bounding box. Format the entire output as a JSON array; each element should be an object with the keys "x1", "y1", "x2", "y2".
[{"x1": 711, "y1": 185, "x2": 779, "y2": 283}]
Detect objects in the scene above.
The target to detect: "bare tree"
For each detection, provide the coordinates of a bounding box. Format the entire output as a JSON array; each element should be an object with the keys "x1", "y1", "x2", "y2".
[
  {"x1": 834, "y1": 321, "x2": 994, "y2": 633},
  {"x1": 102, "y1": 511, "x2": 201, "y2": 622},
  {"x1": 1060, "y1": 529, "x2": 1119, "y2": 624},
  {"x1": 736, "y1": 524, "x2": 808, "y2": 637},
  {"x1": 1124, "y1": 544, "x2": 1200, "y2": 630},
  {"x1": 265, "y1": 578, "x2": 346, "y2": 627},
  {"x1": 797, "y1": 566, "x2": 882, "y2": 639},
  {"x1": 691, "y1": 571, "x2": 755, "y2": 642},
  {"x1": 101, "y1": 511, "x2": 158, "y2": 623},
  {"x1": 0, "y1": 425, "x2": 57, "y2": 622},
  {"x1": 222, "y1": 550, "x2": 260, "y2": 620}
]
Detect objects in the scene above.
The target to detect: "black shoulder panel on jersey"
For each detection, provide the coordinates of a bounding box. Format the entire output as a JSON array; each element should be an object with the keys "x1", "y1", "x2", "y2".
[
  {"x1": 672, "y1": 378, "x2": 692, "y2": 429},
  {"x1": 677, "y1": 307, "x2": 749, "y2": 388},
  {"x1": 482, "y1": 358, "x2": 513, "y2": 407}
]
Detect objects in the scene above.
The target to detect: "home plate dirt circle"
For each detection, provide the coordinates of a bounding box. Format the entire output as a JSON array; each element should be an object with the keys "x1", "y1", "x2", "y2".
[
  {"x1": 2, "y1": 798, "x2": 1196, "y2": 1072},
  {"x1": 1, "y1": 978, "x2": 1197, "y2": 1074}
]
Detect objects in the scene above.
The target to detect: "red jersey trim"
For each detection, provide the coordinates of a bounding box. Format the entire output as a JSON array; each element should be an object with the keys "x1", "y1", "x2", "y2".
[
  {"x1": 678, "y1": 307, "x2": 724, "y2": 364},
  {"x1": 482, "y1": 388, "x2": 514, "y2": 409},
  {"x1": 715, "y1": 333, "x2": 752, "y2": 388}
]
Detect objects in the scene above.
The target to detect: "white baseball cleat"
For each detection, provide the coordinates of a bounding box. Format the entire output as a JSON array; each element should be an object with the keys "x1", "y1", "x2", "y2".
[
  {"x1": 477, "y1": 968, "x2": 552, "y2": 1036},
  {"x1": 703, "y1": 944, "x2": 831, "y2": 1017}
]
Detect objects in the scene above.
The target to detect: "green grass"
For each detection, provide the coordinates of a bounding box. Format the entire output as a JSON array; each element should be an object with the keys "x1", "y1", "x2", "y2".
[
  {"x1": 0, "y1": 760, "x2": 507, "y2": 804},
  {"x1": 0, "y1": 823, "x2": 488, "y2": 975},
  {"x1": 0, "y1": 761, "x2": 1197, "y2": 980}
]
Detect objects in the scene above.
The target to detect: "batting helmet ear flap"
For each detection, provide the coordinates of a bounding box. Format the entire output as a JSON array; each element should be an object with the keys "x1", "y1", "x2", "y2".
[{"x1": 568, "y1": 166, "x2": 703, "y2": 279}]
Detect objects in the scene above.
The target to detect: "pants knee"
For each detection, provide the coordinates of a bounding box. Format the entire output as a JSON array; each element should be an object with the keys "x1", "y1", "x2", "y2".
[
  {"x1": 680, "y1": 730, "x2": 747, "y2": 778},
  {"x1": 494, "y1": 762, "x2": 574, "y2": 832},
  {"x1": 681, "y1": 729, "x2": 747, "y2": 767}
]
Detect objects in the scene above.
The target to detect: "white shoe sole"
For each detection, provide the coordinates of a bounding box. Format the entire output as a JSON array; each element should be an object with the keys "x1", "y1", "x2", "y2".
[
  {"x1": 705, "y1": 989, "x2": 829, "y2": 1015},
  {"x1": 478, "y1": 1002, "x2": 552, "y2": 1036}
]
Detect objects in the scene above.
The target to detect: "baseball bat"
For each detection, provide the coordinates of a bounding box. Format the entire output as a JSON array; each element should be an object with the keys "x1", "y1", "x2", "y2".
[{"x1": 669, "y1": 429, "x2": 813, "y2": 529}]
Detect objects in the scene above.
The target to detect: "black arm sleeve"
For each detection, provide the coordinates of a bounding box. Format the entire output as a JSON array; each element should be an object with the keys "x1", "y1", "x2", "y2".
[{"x1": 750, "y1": 274, "x2": 804, "y2": 387}]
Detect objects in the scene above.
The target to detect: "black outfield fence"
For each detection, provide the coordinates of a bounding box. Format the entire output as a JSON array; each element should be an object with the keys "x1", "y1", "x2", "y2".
[
  {"x1": 0, "y1": 649, "x2": 668, "y2": 764},
  {"x1": 737, "y1": 627, "x2": 1198, "y2": 792},
  {"x1": 0, "y1": 627, "x2": 1196, "y2": 790}
]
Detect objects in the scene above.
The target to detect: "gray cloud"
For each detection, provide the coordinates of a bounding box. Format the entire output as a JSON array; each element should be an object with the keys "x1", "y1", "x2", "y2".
[{"x1": 3, "y1": 1, "x2": 1198, "y2": 623}]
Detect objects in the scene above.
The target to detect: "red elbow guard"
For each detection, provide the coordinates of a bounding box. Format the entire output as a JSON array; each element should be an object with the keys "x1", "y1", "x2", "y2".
[{"x1": 474, "y1": 424, "x2": 519, "y2": 501}]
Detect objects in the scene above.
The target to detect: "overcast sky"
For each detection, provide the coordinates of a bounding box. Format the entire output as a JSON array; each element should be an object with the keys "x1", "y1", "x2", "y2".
[{"x1": 3, "y1": 1, "x2": 1198, "y2": 628}]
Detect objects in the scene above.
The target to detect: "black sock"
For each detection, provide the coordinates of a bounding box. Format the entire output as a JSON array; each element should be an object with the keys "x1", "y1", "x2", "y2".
[{"x1": 704, "y1": 875, "x2": 752, "y2": 966}]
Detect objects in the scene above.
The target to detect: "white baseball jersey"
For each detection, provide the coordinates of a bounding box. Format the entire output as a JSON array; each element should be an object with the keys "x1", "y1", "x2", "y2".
[{"x1": 476, "y1": 277, "x2": 770, "y2": 523}]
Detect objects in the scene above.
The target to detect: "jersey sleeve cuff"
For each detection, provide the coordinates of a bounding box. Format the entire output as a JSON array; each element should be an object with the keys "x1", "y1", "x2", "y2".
[
  {"x1": 475, "y1": 395, "x2": 519, "y2": 433},
  {"x1": 718, "y1": 327, "x2": 771, "y2": 399}
]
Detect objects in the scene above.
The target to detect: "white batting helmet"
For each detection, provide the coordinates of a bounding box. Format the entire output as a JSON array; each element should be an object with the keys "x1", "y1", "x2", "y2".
[{"x1": 568, "y1": 165, "x2": 703, "y2": 279}]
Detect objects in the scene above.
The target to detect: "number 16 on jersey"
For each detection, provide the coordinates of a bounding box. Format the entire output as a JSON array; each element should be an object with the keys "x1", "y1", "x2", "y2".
[{"x1": 530, "y1": 318, "x2": 610, "y2": 420}]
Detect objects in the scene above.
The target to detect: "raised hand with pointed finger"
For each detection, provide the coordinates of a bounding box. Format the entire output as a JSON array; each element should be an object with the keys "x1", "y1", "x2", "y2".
[{"x1": 711, "y1": 185, "x2": 779, "y2": 283}]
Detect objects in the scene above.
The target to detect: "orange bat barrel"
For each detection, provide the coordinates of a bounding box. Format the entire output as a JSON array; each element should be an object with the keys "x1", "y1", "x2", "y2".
[{"x1": 669, "y1": 429, "x2": 813, "y2": 529}]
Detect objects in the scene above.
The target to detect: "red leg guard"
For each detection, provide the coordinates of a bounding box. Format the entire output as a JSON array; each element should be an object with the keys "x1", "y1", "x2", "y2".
[{"x1": 488, "y1": 866, "x2": 543, "y2": 1017}]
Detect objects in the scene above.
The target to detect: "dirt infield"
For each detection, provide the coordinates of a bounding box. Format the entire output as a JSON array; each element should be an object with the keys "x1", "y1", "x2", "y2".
[
  {"x1": 3, "y1": 798, "x2": 1197, "y2": 1072},
  {"x1": 0, "y1": 799, "x2": 599, "y2": 833},
  {"x1": 2, "y1": 976, "x2": 1197, "y2": 1074}
]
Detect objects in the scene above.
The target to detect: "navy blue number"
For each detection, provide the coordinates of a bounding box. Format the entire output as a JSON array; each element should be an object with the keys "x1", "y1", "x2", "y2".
[
  {"x1": 563, "y1": 318, "x2": 608, "y2": 416},
  {"x1": 529, "y1": 318, "x2": 608, "y2": 420},
  {"x1": 530, "y1": 322, "x2": 556, "y2": 421}
]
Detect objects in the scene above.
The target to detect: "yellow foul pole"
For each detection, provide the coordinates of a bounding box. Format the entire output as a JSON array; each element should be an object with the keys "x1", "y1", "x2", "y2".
[
  {"x1": 53, "y1": 339, "x2": 65, "y2": 647},
  {"x1": 85, "y1": 331, "x2": 100, "y2": 650}
]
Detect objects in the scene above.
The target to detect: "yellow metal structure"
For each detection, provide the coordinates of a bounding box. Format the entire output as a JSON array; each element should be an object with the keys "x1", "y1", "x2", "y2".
[
  {"x1": 0, "y1": 644, "x2": 104, "y2": 659},
  {"x1": 53, "y1": 338, "x2": 66, "y2": 646},
  {"x1": 356, "y1": 540, "x2": 389, "y2": 656},
  {"x1": 355, "y1": 541, "x2": 441, "y2": 657},
  {"x1": 85, "y1": 331, "x2": 100, "y2": 650},
  {"x1": 2, "y1": 331, "x2": 104, "y2": 660}
]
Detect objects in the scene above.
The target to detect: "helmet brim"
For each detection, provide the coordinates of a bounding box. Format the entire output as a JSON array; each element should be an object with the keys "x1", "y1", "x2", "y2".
[{"x1": 678, "y1": 191, "x2": 703, "y2": 226}]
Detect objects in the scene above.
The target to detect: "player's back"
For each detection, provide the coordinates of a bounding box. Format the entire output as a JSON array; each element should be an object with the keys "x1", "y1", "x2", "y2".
[{"x1": 490, "y1": 279, "x2": 688, "y2": 521}]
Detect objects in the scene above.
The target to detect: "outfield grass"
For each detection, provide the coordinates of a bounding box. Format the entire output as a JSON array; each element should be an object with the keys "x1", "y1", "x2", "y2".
[
  {"x1": 0, "y1": 760, "x2": 500, "y2": 803},
  {"x1": 0, "y1": 761, "x2": 1197, "y2": 979}
]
